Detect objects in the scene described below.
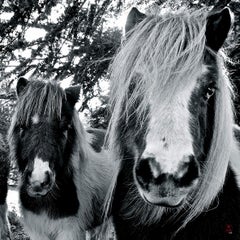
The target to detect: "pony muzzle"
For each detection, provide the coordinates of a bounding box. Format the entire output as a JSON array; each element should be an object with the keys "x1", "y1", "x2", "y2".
[
  {"x1": 141, "y1": 190, "x2": 185, "y2": 207},
  {"x1": 27, "y1": 171, "x2": 55, "y2": 197},
  {"x1": 135, "y1": 155, "x2": 200, "y2": 207}
]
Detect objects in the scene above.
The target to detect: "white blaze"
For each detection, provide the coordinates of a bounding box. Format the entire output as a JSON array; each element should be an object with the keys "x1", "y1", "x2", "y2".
[
  {"x1": 30, "y1": 157, "x2": 50, "y2": 183},
  {"x1": 142, "y1": 83, "x2": 197, "y2": 175}
]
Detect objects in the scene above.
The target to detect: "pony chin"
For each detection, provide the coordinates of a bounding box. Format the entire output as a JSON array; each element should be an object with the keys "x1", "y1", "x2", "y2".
[
  {"x1": 137, "y1": 186, "x2": 186, "y2": 208},
  {"x1": 26, "y1": 186, "x2": 51, "y2": 198}
]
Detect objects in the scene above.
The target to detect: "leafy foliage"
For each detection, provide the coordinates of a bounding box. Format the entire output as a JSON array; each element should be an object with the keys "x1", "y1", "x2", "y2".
[
  {"x1": 89, "y1": 95, "x2": 109, "y2": 128},
  {"x1": 0, "y1": 0, "x2": 121, "y2": 108}
]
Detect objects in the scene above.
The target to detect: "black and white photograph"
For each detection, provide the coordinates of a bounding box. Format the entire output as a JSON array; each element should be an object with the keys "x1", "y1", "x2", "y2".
[{"x1": 0, "y1": 0, "x2": 240, "y2": 239}]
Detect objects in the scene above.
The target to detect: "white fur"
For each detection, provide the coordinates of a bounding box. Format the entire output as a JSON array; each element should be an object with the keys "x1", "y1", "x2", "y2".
[
  {"x1": 23, "y1": 211, "x2": 84, "y2": 240},
  {"x1": 142, "y1": 83, "x2": 196, "y2": 174},
  {"x1": 71, "y1": 112, "x2": 115, "y2": 230},
  {"x1": 30, "y1": 157, "x2": 50, "y2": 183},
  {"x1": 142, "y1": 64, "x2": 209, "y2": 174},
  {"x1": 32, "y1": 114, "x2": 39, "y2": 124}
]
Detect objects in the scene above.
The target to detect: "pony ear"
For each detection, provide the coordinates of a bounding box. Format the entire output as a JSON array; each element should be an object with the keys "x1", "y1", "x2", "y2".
[
  {"x1": 125, "y1": 7, "x2": 146, "y2": 33},
  {"x1": 206, "y1": 8, "x2": 232, "y2": 52},
  {"x1": 16, "y1": 77, "x2": 29, "y2": 97},
  {"x1": 65, "y1": 86, "x2": 81, "y2": 106}
]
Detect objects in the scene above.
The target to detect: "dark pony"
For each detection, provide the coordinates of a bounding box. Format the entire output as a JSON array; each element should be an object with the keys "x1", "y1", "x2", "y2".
[
  {"x1": 104, "y1": 7, "x2": 240, "y2": 240},
  {"x1": 8, "y1": 78, "x2": 114, "y2": 239},
  {"x1": 0, "y1": 132, "x2": 11, "y2": 239}
]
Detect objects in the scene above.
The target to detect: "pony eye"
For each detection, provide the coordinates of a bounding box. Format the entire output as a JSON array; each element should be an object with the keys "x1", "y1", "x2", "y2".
[
  {"x1": 19, "y1": 126, "x2": 28, "y2": 137},
  {"x1": 19, "y1": 125, "x2": 27, "y2": 131},
  {"x1": 205, "y1": 87, "x2": 216, "y2": 100},
  {"x1": 63, "y1": 125, "x2": 70, "y2": 131},
  {"x1": 60, "y1": 122, "x2": 71, "y2": 132}
]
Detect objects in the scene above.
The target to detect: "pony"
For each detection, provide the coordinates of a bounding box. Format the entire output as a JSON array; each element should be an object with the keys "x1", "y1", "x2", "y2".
[
  {"x1": 0, "y1": 133, "x2": 11, "y2": 239},
  {"x1": 8, "y1": 78, "x2": 115, "y2": 240},
  {"x1": 104, "y1": 7, "x2": 240, "y2": 240}
]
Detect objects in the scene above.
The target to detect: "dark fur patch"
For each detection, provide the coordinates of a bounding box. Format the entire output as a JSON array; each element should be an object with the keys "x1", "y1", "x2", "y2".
[{"x1": 188, "y1": 50, "x2": 218, "y2": 167}]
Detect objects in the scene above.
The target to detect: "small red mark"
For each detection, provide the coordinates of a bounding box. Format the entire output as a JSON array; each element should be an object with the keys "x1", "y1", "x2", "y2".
[{"x1": 225, "y1": 224, "x2": 233, "y2": 235}]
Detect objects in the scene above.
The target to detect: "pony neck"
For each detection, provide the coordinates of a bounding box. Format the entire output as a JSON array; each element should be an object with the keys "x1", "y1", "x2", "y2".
[{"x1": 71, "y1": 111, "x2": 114, "y2": 229}]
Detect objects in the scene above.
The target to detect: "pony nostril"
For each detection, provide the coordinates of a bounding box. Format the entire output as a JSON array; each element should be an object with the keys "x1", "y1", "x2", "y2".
[
  {"x1": 32, "y1": 183, "x2": 42, "y2": 193},
  {"x1": 175, "y1": 155, "x2": 200, "y2": 187},
  {"x1": 136, "y1": 158, "x2": 151, "y2": 186},
  {"x1": 41, "y1": 171, "x2": 51, "y2": 187},
  {"x1": 136, "y1": 156, "x2": 199, "y2": 189},
  {"x1": 136, "y1": 158, "x2": 160, "y2": 187}
]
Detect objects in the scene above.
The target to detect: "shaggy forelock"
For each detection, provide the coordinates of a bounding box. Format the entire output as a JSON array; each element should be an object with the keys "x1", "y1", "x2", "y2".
[
  {"x1": 109, "y1": 8, "x2": 206, "y2": 128},
  {"x1": 16, "y1": 80, "x2": 65, "y2": 126}
]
